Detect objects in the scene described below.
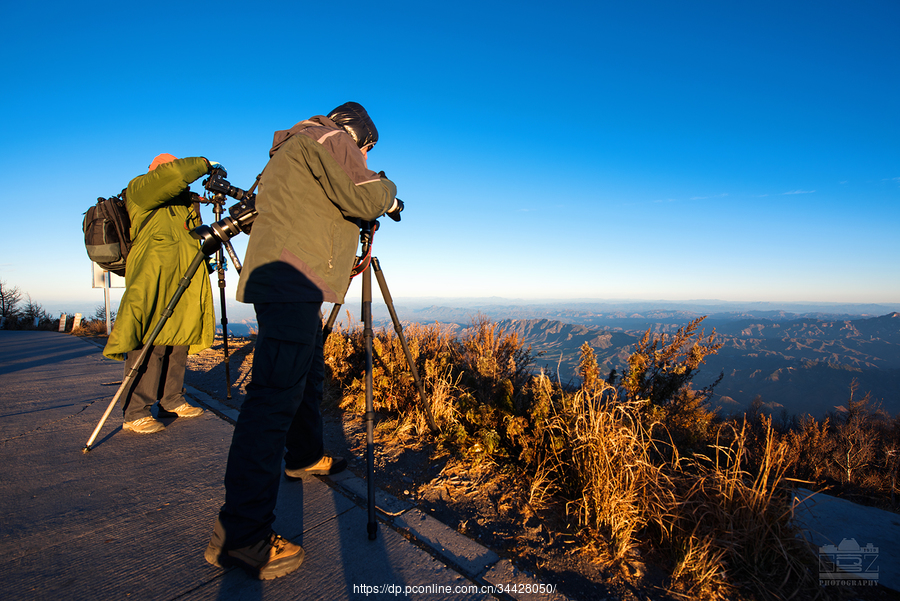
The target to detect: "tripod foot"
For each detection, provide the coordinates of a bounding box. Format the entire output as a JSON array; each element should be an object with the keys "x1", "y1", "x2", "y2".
[
  {"x1": 82, "y1": 445, "x2": 91, "y2": 454},
  {"x1": 367, "y1": 521, "x2": 378, "y2": 540}
]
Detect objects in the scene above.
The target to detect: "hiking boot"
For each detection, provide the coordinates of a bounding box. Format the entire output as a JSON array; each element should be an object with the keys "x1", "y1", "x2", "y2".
[
  {"x1": 284, "y1": 455, "x2": 347, "y2": 479},
  {"x1": 122, "y1": 416, "x2": 165, "y2": 434},
  {"x1": 206, "y1": 529, "x2": 305, "y2": 580},
  {"x1": 157, "y1": 402, "x2": 204, "y2": 419},
  {"x1": 204, "y1": 518, "x2": 229, "y2": 568}
]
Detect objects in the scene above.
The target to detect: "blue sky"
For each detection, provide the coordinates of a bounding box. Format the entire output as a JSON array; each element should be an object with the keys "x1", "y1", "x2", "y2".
[{"x1": 1, "y1": 1, "x2": 898, "y2": 320}]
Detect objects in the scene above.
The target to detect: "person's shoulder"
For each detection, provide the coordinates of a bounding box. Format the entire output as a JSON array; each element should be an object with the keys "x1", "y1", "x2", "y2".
[{"x1": 126, "y1": 171, "x2": 147, "y2": 194}]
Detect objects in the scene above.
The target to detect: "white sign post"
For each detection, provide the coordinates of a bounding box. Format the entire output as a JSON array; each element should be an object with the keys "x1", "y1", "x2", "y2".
[{"x1": 92, "y1": 263, "x2": 125, "y2": 335}]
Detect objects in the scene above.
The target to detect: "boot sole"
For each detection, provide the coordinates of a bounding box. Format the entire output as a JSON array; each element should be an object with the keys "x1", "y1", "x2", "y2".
[
  {"x1": 122, "y1": 425, "x2": 164, "y2": 434},
  {"x1": 284, "y1": 458, "x2": 347, "y2": 479},
  {"x1": 157, "y1": 410, "x2": 204, "y2": 419}
]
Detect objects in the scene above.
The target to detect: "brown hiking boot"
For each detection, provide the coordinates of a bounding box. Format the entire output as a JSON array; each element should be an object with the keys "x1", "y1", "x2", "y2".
[
  {"x1": 213, "y1": 532, "x2": 305, "y2": 580},
  {"x1": 157, "y1": 402, "x2": 203, "y2": 419},
  {"x1": 284, "y1": 455, "x2": 347, "y2": 479},
  {"x1": 204, "y1": 518, "x2": 228, "y2": 568},
  {"x1": 122, "y1": 416, "x2": 165, "y2": 434}
]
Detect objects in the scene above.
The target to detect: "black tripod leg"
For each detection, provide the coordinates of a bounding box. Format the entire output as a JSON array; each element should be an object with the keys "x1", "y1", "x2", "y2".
[
  {"x1": 323, "y1": 302, "x2": 342, "y2": 342},
  {"x1": 362, "y1": 264, "x2": 378, "y2": 540},
  {"x1": 216, "y1": 248, "x2": 232, "y2": 400},
  {"x1": 83, "y1": 249, "x2": 209, "y2": 453},
  {"x1": 222, "y1": 239, "x2": 242, "y2": 274},
  {"x1": 371, "y1": 257, "x2": 439, "y2": 433}
]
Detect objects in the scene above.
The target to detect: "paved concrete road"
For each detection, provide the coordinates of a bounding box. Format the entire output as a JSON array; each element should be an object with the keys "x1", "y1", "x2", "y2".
[
  {"x1": 0, "y1": 331, "x2": 564, "y2": 601},
  {"x1": 793, "y1": 488, "x2": 900, "y2": 593}
]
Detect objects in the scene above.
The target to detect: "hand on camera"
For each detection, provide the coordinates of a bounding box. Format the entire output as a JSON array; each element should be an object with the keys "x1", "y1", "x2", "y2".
[
  {"x1": 207, "y1": 160, "x2": 226, "y2": 174},
  {"x1": 385, "y1": 198, "x2": 404, "y2": 222}
]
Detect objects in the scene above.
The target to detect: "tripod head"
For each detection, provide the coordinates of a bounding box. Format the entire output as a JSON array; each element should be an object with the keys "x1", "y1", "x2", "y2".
[
  {"x1": 350, "y1": 220, "x2": 379, "y2": 277},
  {"x1": 193, "y1": 169, "x2": 259, "y2": 255},
  {"x1": 203, "y1": 168, "x2": 254, "y2": 204}
]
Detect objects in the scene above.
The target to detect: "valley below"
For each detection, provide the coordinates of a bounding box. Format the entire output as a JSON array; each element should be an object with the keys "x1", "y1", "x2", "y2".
[
  {"x1": 219, "y1": 299, "x2": 900, "y2": 419},
  {"x1": 393, "y1": 302, "x2": 900, "y2": 419}
]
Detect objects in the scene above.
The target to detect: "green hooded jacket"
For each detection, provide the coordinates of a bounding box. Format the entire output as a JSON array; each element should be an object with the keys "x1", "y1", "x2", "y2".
[
  {"x1": 103, "y1": 157, "x2": 215, "y2": 360},
  {"x1": 236, "y1": 116, "x2": 397, "y2": 305}
]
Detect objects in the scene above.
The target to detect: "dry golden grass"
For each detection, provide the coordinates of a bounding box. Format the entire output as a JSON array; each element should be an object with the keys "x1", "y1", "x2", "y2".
[
  {"x1": 71, "y1": 320, "x2": 109, "y2": 336},
  {"x1": 323, "y1": 316, "x2": 897, "y2": 600},
  {"x1": 544, "y1": 387, "x2": 664, "y2": 562},
  {"x1": 661, "y1": 418, "x2": 816, "y2": 599},
  {"x1": 537, "y1": 382, "x2": 817, "y2": 599}
]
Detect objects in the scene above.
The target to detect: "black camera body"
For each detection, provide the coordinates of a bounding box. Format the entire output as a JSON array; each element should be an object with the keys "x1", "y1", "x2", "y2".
[
  {"x1": 189, "y1": 169, "x2": 260, "y2": 259},
  {"x1": 201, "y1": 169, "x2": 258, "y2": 237}
]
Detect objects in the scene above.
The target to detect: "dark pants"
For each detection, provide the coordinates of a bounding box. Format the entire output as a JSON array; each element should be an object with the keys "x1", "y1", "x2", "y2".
[
  {"x1": 217, "y1": 302, "x2": 325, "y2": 549},
  {"x1": 122, "y1": 345, "x2": 188, "y2": 422}
]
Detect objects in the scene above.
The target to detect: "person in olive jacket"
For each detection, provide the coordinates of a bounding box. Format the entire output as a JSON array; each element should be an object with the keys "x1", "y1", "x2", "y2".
[
  {"x1": 204, "y1": 102, "x2": 402, "y2": 580},
  {"x1": 104, "y1": 154, "x2": 216, "y2": 434}
]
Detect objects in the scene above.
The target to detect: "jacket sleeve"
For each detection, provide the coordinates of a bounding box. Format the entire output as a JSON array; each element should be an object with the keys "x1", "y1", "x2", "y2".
[{"x1": 127, "y1": 157, "x2": 210, "y2": 211}]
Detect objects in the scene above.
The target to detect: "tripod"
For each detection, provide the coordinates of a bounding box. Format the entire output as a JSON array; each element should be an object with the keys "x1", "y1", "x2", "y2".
[{"x1": 324, "y1": 220, "x2": 438, "y2": 540}]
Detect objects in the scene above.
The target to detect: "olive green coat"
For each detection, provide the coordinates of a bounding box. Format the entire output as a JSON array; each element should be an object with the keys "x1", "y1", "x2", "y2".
[
  {"x1": 236, "y1": 116, "x2": 397, "y2": 305},
  {"x1": 104, "y1": 157, "x2": 215, "y2": 360}
]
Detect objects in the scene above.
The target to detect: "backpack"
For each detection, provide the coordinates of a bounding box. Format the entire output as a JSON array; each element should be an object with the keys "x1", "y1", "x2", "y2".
[{"x1": 83, "y1": 191, "x2": 156, "y2": 277}]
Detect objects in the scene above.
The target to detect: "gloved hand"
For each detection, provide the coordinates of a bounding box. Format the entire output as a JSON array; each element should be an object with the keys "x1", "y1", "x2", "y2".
[
  {"x1": 386, "y1": 198, "x2": 404, "y2": 222},
  {"x1": 209, "y1": 256, "x2": 228, "y2": 272},
  {"x1": 207, "y1": 159, "x2": 226, "y2": 175}
]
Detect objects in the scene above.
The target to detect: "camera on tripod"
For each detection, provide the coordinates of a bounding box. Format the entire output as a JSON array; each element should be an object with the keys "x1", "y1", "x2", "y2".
[{"x1": 192, "y1": 169, "x2": 259, "y2": 256}]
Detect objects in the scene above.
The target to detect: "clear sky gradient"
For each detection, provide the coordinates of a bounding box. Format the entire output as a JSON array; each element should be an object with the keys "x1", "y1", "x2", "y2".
[{"x1": 1, "y1": 1, "x2": 898, "y2": 319}]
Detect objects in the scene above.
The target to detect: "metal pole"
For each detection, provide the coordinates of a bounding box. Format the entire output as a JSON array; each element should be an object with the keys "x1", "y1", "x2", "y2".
[{"x1": 104, "y1": 271, "x2": 112, "y2": 336}]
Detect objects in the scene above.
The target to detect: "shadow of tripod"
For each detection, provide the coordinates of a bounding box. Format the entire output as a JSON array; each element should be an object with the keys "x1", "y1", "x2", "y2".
[{"x1": 324, "y1": 220, "x2": 438, "y2": 540}]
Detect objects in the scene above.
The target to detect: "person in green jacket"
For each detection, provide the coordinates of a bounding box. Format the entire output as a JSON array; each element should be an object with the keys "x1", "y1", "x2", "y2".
[
  {"x1": 104, "y1": 154, "x2": 217, "y2": 434},
  {"x1": 204, "y1": 102, "x2": 402, "y2": 579}
]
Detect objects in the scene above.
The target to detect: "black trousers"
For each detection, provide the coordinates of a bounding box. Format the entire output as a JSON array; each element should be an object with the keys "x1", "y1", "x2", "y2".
[
  {"x1": 122, "y1": 345, "x2": 188, "y2": 422},
  {"x1": 218, "y1": 302, "x2": 325, "y2": 549}
]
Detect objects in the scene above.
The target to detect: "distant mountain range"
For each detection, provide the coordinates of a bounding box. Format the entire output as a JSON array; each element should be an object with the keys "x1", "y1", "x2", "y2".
[
  {"x1": 382, "y1": 302, "x2": 900, "y2": 419},
  {"x1": 219, "y1": 299, "x2": 900, "y2": 419}
]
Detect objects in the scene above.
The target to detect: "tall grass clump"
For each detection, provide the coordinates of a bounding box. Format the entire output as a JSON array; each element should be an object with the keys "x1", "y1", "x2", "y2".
[
  {"x1": 540, "y1": 339, "x2": 817, "y2": 599},
  {"x1": 323, "y1": 314, "x2": 464, "y2": 438},
  {"x1": 658, "y1": 417, "x2": 816, "y2": 599},
  {"x1": 543, "y1": 383, "x2": 669, "y2": 562}
]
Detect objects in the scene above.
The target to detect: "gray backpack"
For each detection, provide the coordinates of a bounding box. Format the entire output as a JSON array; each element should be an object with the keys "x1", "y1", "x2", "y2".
[{"x1": 83, "y1": 191, "x2": 155, "y2": 277}]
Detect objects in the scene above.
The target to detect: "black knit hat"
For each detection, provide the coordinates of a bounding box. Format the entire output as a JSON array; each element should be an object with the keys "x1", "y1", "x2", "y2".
[{"x1": 327, "y1": 102, "x2": 379, "y2": 149}]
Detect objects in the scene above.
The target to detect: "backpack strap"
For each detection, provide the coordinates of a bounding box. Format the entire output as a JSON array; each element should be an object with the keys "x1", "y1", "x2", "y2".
[{"x1": 136, "y1": 208, "x2": 159, "y2": 236}]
